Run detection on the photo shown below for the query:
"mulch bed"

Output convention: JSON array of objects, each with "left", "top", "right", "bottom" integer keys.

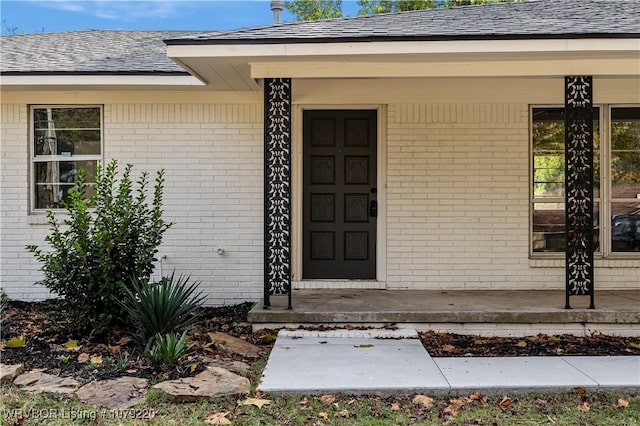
[
  {"left": 0, "top": 300, "right": 276, "bottom": 384},
  {"left": 420, "top": 330, "right": 640, "bottom": 357},
  {"left": 1, "top": 300, "right": 638, "bottom": 385}
]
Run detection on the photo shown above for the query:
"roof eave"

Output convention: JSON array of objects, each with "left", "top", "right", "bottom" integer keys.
[
  {"left": 164, "top": 33, "right": 640, "bottom": 46},
  {"left": 0, "top": 73, "right": 206, "bottom": 87}
]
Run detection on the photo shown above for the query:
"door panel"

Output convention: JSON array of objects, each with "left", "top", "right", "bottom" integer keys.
[{"left": 303, "top": 110, "right": 377, "bottom": 279}]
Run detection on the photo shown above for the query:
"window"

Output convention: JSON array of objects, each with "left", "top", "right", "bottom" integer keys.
[
  {"left": 610, "top": 107, "right": 640, "bottom": 253},
  {"left": 31, "top": 106, "right": 102, "bottom": 210},
  {"left": 531, "top": 105, "right": 640, "bottom": 256}
]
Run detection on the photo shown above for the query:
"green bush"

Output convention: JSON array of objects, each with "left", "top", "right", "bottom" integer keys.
[
  {"left": 144, "top": 332, "right": 188, "bottom": 369},
  {"left": 118, "top": 272, "right": 204, "bottom": 344},
  {"left": 27, "top": 160, "right": 172, "bottom": 336}
]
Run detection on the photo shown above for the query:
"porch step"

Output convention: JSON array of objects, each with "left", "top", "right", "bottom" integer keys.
[{"left": 248, "top": 289, "right": 640, "bottom": 336}]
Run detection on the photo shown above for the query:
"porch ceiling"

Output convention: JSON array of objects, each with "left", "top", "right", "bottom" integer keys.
[{"left": 167, "top": 39, "right": 640, "bottom": 89}]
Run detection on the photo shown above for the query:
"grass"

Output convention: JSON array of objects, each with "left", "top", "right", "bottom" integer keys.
[{"left": 2, "top": 384, "right": 638, "bottom": 425}]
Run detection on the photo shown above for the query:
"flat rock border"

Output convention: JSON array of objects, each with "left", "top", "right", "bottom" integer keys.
[
  {"left": 152, "top": 366, "right": 250, "bottom": 402},
  {"left": 76, "top": 377, "right": 149, "bottom": 410},
  {"left": 0, "top": 363, "right": 24, "bottom": 384}
]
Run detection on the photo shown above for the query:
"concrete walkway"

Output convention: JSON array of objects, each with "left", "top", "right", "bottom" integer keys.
[{"left": 258, "top": 330, "right": 640, "bottom": 395}]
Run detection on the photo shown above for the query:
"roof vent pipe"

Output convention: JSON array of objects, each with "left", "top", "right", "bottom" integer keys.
[{"left": 271, "top": 1, "right": 284, "bottom": 24}]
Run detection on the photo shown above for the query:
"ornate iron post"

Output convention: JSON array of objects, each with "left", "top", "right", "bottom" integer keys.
[
  {"left": 264, "top": 78, "right": 292, "bottom": 309},
  {"left": 564, "top": 76, "right": 595, "bottom": 309}
]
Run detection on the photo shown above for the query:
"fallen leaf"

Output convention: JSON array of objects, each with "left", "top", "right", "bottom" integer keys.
[
  {"left": 469, "top": 392, "right": 483, "bottom": 401},
  {"left": 240, "top": 398, "right": 272, "bottom": 409},
  {"left": 335, "top": 409, "right": 349, "bottom": 418},
  {"left": 110, "top": 345, "right": 121, "bottom": 354},
  {"left": 449, "top": 398, "right": 465, "bottom": 409},
  {"left": 5, "top": 336, "right": 25, "bottom": 348},
  {"left": 474, "top": 339, "right": 490, "bottom": 345},
  {"left": 125, "top": 369, "right": 137, "bottom": 374},
  {"left": 319, "top": 412, "right": 329, "bottom": 420},
  {"left": 516, "top": 341, "right": 527, "bottom": 348},
  {"left": 63, "top": 339, "right": 80, "bottom": 351},
  {"left": 441, "top": 344, "right": 456, "bottom": 352},
  {"left": 190, "top": 363, "right": 198, "bottom": 373},
  {"left": 573, "top": 386, "right": 586, "bottom": 394},
  {"left": 204, "top": 412, "right": 231, "bottom": 425},
  {"left": 443, "top": 406, "right": 458, "bottom": 417},
  {"left": 262, "top": 334, "right": 278, "bottom": 343},
  {"left": 77, "top": 353, "right": 90, "bottom": 363},
  {"left": 320, "top": 394, "right": 336, "bottom": 404},
  {"left": 390, "top": 403, "right": 401, "bottom": 411},
  {"left": 90, "top": 355, "right": 103, "bottom": 365},
  {"left": 630, "top": 342, "right": 640, "bottom": 350},
  {"left": 355, "top": 344, "right": 375, "bottom": 348},
  {"left": 412, "top": 395, "right": 434, "bottom": 408},
  {"left": 498, "top": 396, "right": 513, "bottom": 411},
  {"left": 616, "top": 398, "right": 629, "bottom": 408},
  {"left": 116, "top": 336, "right": 131, "bottom": 346},
  {"left": 300, "top": 397, "right": 308, "bottom": 406},
  {"left": 577, "top": 402, "right": 590, "bottom": 412}
]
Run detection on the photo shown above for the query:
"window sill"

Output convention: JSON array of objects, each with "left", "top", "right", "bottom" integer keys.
[
  {"left": 28, "top": 212, "right": 67, "bottom": 226},
  {"left": 530, "top": 256, "right": 640, "bottom": 268}
]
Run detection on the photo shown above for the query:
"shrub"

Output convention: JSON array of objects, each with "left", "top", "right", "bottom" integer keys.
[
  {"left": 144, "top": 332, "right": 188, "bottom": 369},
  {"left": 0, "top": 290, "right": 8, "bottom": 324},
  {"left": 118, "top": 272, "right": 204, "bottom": 344},
  {"left": 27, "top": 160, "right": 172, "bottom": 336}
]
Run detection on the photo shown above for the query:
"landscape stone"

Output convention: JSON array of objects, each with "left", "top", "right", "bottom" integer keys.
[
  {"left": 13, "top": 370, "right": 46, "bottom": 386},
  {"left": 151, "top": 366, "right": 250, "bottom": 402},
  {"left": 0, "top": 363, "right": 24, "bottom": 384},
  {"left": 16, "top": 371, "right": 80, "bottom": 394},
  {"left": 200, "top": 357, "right": 252, "bottom": 375},
  {"left": 208, "top": 332, "right": 262, "bottom": 359},
  {"left": 76, "top": 377, "right": 148, "bottom": 409}
]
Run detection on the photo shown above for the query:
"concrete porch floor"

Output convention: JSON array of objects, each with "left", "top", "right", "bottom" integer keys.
[{"left": 248, "top": 289, "right": 640, "bottom": 336}]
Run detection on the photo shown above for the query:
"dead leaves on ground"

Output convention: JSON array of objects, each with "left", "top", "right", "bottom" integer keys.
[
  {"left": 320, "top": 394, "right": 336, "bottom": 404},
  {"left": 224, "top": 392, "right": 633, "bottom": 424},
  {"left": 204, "top": 412, "right": 231, "bottom": 425},
  {"left": 412, "top": 394, "right": 434, "bottom": 408},
  {"left": 615, "top": 398, "right": 629, "bottom": 408},
  {"left": 421, "top": 330, "right": 640, "bottom": 356},
  {"left": 4, "top": 336, "right": 25, "bottom": 348},
  {"left": 240, "top": 397, "right": 272, "bottom": 409},
  {"left": 412, "top": 393, "right": 492, "bottom": 419}
]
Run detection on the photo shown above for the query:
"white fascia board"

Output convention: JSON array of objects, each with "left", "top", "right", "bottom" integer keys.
[
  {"left": 250, "top": 58, "right": 640, "bottom": 79},
  {"left": 167, "top": 38, "right": 640, "bottom": 59},
  {"left": 0, "top": 75, "right": 205, "bottom": 86}
]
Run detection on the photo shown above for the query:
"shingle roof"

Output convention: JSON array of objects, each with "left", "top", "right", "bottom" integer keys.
[
  {"left": 0, "top": 30, "right": 209, "bottom": 74},
  {"left": 167, "top": 0, "right": 640, "bottom": 44},
  {"left": 2, "top": 0, "right": 638, "bottom": 75}
]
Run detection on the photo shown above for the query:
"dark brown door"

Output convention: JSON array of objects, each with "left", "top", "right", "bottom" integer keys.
[{"left": 303, "top": 110, "right": 377, "bottom": 279}]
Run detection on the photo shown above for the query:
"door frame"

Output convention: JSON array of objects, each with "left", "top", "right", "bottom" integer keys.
[{"left": 291, "top": 104, "right": 387, "bottom": 286}]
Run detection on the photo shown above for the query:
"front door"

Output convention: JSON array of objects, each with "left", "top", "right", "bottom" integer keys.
[{"left": 303, "top": 110, "right": 377, "bottom": 279}]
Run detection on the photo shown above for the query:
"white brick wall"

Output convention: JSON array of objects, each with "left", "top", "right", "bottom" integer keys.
[
  {"left": 1, "top": 103, "right": 54, "bottom": 300},
  {"left": 1, "top": 92, "right": 638, "bottom": 303},
  {"left": 1, "top": 101, "right": 264, "bottom": 305},
  {"left": 385, "top": 103, "right": 639, "bottom": 290}
]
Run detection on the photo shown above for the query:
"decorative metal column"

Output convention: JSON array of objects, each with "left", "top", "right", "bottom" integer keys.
[
  {"left": 263, "top": 78, "right": 292, "bottom": 309},
  {"left": 564, "top": 76, "right": 595, "bottom": 309}
]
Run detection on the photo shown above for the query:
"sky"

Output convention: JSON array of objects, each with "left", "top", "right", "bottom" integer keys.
[{"left": 1, "top": 0, "right": 362, "bottom": 34}]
